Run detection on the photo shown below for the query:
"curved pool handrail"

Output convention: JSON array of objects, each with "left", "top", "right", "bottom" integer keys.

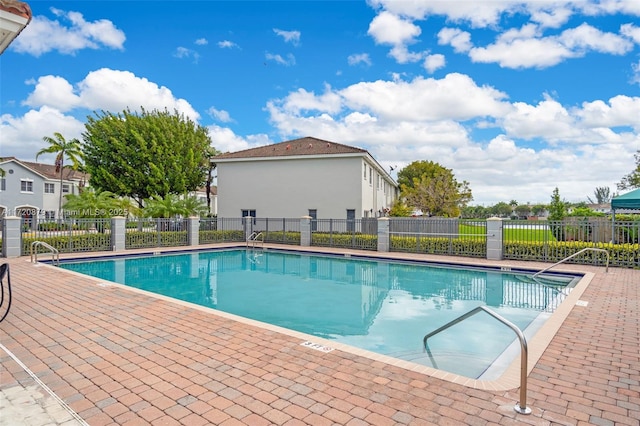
[
  {"left": 532, "top": 247, "right": 609, "bottom": 278},
  {"left": 423, "top": 305, "right": 531, "bottom": 415},
  {"left": 30, "top": 241, "right": 60, "bottom": 266}
]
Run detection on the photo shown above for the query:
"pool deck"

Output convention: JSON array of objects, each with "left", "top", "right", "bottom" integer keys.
[{"left": 1, "top": 244, "right": 638, "bottom": 426}]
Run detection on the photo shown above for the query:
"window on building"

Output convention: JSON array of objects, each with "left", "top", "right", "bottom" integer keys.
[
  {"left": 308, "top": 209, "right": 317, "bottom": 231},
  {"left": 241, "top": 209, "right": 256, "bottom": 225},
  {"left": 62, "top": 184, "right": 70, "bottom": 193},
  {"left": 44, "top": 183, "right": 55, "bottom": 194},
  {"left": 20, "top": 180, "right": 33, "bottom": 193},
  {"left": 369, "top": 167, "right": 372, "bottom": 185},
  {"left": 363, "top": 163, "right": 367, "bottom": 180},
  {"left": 0, "top": 177, "right": 5, "bottom": 191},
  {"left": 45, "top": 211, "right": 56, "bottom": 220},
  {"left": 346, "top": 209, "right": 356, "bottom": 232}
]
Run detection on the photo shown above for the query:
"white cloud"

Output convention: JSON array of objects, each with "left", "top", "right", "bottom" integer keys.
[
  {"left": 368, "top": 11, "right": 426, "bottom": 63},
  {"left": 218, "top": 40, "right": 239, "bottom": 49},
  {"left": 21, "top": 68, "right": 199, "bottom": 121},
  {"left": 207, "top": 107, "right": 233, "bottom": 123},
  {"left": 437, "top": 28, "right": 472, "bottom": 53},
  {"left": 574, "top": 95, "right": 640, "bottom": 131},
  {"left": 632, "top": 61, "right": 640, "bottom": 85},
  {"left": 369, "top": 2, "right": 638, "bottom": 69},
  {"left": 560, "top": 23, "right": 632, "bottom": 54},
  {"left": 423, "top": 54, "right": 445, "bottom": 73},
  {"left": 264, "top": 72, "right": 639, "bottom": 204},
  {"left": 206, "top": 125, "right": 272, "bottom": 154},
  {"left": 23, "top": 75, "right": 81, "bottom": 112},
  {"left": 174, "top": 47, "right": 200, "bottom": 63},
  {"left": 11, "top": 9, "right": 125, "bottom": 56},
  {"left": 368, "top": 11, "right": 421, "bottom": 46},
  {"left": 620, "top": 23, "right": 640, "bottom": 43},
  {"left": 339, "top": 73, "right": 510, "bottom": 122},
  {"left": 469, "top": 23, "right": 632, "bottom": 68},
  {"left": 195, "top": 38, "right": 208, "bottom": 45},
  {"left": 273, "top": 28, "right": 301, "bottom": 45},
  {"left": 265, "top": 52, "right": 296, "bottom": 66},
  {"left": 347, "top": 53, "right": 372, "bottom": 66},
  {"left": 0, "top": 107, "right": 86, "bottom": 161}
]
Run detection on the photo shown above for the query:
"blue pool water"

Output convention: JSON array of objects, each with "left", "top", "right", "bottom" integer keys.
[{"left": 60, "top": 249, "right": 578, "bottom": 379}]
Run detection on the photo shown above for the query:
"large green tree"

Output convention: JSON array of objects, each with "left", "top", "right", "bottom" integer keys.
[
  {"left": 36, "top": 132, "right": 84, "bottom": 219},
  {"left": 82, "top": 108, "right": 212, "bottom": 207},
  {"left": 398, "top": 161, "right": 472, "bottom": 217},
  {"left": 618, "top": 151, "right": 640, "bottom": 190}
]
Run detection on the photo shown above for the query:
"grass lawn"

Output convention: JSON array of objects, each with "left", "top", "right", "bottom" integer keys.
[{"left": 460, "top": 222, "right": 557, "bottom": 242}]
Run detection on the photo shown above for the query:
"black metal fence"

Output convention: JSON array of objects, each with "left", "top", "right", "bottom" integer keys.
[
  {"left": 389, "top": 218, "right": 487, "bottom": 258},
  {"left": 5, "top": 216, "right": 639, "bottom": 268},
  {"left": 311, "top": 219, "right": 378, "bottom": 251}
]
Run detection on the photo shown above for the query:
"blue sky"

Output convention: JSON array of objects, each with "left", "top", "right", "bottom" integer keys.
[{"left": 2, "top": 0, "right": 639, "bottom": 205}]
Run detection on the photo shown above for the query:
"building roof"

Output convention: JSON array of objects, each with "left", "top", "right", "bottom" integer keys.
[
  {"left": 0, "top": 157, "right": 89, "bottom": 181},
  {"left": 0, "top": 0, "right": 31, "bottom": 19},
  {"left": 213, "top": 136, "right": 367, "bottom": 160},
  {"left": 0, "top": 0, "right": 32, "bottom": 55}
]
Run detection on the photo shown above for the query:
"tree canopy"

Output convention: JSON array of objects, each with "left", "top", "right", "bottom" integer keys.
[
  {"left": 398, "top": 160, "right": 472, "bottom": 217},
  {"left": 82, "top": 108, "right": 212, "bottom": 206},
  {"left": 618, "top": 151, "right": 640, "bottom": 190}
]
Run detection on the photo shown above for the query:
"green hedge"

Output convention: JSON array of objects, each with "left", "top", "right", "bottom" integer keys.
[
  {"left": 504, "top": 240, "right": 639, "bottom": 268},
  {"left": 263, "top": 231, "right": 301, "bottom": 245},
  {"left": 199, "top": 230, "right": 245, "bottom": 244},
  {"left": 311, "top": 233, "right": 377, "bottom": 250},
  {"left": 125, "top": 231, "right": 188, "bottom": 248},
  {"left": 23, "top": 234, "right": 112, "bottom": 254},
  {"left": 390, "top": 236, "right": 486, "bottom": 257}
]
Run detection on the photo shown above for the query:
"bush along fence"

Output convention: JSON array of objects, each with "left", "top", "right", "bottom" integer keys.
[{"left": 1, "top": 216, "right": 638, "bottom": 269}]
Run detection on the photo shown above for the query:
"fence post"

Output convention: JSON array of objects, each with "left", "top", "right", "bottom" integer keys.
[
  {"left": 1, "top": 217, "right": 22, "bottom": 258},
  {"left": 300, "top": 216, "right": 311, "bottom": 247},
  {"left": 111, "top": 216, "right": 126, "bottom": 251},
  {"left": 187, "top": 217, "right": 199, "bottom": 246},
  {"left": 486, "top": 217, "right": 503, "bottom": 260},
  {"left": 377, "top": 217, "right": 390, "bottom": 252}
]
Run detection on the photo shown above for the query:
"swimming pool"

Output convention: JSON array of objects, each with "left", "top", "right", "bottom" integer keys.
[{"left": 59, "top": 248, "right": 580, "bottom": 379}]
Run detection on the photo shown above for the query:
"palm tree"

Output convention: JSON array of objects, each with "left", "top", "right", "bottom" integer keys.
[{"left": 36, "top": 132, "right": 83, "bottom": 221}]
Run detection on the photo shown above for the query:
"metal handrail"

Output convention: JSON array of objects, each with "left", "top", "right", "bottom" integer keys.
[
  {"left": 246, "top": 231, "right": 264, "bottom": 249},
  {"left": 423, "top": 306, "right": 532, "bottom": 415},
  {"left": 532, "top": 247, "right": 609, "bottom": 278},
  {"left": 30, "top": 241, "right": 60, "bottom": 266}
]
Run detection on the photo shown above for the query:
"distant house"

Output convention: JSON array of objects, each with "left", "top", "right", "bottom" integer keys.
[
  {"left": 0, "top": 157, "right": 88, "bottom": 224},
  {"left": 586, "top": 203, "right": 611, "bottom": 214},
  {"left": 213, "top": 136, "right": 398, "bottom": 220},
  {"left": 189, "top": 185, "right": 217, "bottom": 216}
]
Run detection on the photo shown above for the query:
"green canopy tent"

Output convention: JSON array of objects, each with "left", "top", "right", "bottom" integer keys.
[
  {"left": 611, "top": 188, "right": 640, "bottom": 243},
  {"left": 611, "top": 188, "right": 640, "bottom": 211}
]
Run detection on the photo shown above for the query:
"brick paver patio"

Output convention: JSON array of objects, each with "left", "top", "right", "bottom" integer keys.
[{"left": 1, "top": 245, "right": 638, "bottom": 425}]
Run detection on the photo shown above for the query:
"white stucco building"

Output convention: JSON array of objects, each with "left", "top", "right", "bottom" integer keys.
[
  {"left": 213, "top": 137, "right": 398, "bottom": 219},
  {"left": 0, "top": 157, "right": 88, "bottom": 224}
]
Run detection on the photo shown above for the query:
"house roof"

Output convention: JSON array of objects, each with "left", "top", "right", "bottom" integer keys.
[
  {"left": 0, "top": 0, "right": 31, "bottom": 20},
  {"left": 213, "top": 136, "right": 367, "bottom": 160},
  {"left": 0, "top": 0, "right": 32, "bottom": 55},
  {"left": 0, "top": 157, "right": 89, "bottom": 181}
]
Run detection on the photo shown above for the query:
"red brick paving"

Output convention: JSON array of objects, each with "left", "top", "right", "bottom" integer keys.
[{"left": 1, "top": 247, "right": 639, "bottom": 425}]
